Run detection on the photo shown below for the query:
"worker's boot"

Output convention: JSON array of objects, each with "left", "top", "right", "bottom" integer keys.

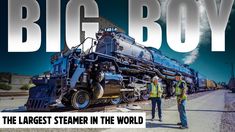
[
  {"left": 177, "top": 122, "right": 182, "bottom": 125},
  {"left": 179, "top": 126, "right": 188, "bottom": 129}
]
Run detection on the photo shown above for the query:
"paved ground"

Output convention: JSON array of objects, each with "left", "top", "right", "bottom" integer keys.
[
  {"left": 0, "top": 90, "right": 232, "bottom": 132},
  {"left": 103, "top": 90, "right": 227, "bottom": 132},
  {"left": 0, "top": 96, "right": 28, "bottom": 111}
]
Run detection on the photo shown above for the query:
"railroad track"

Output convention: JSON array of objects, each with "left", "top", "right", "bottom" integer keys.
[
  {"left": 54, "top": 100, "right": 149, "bottom": 112},
  {"left": 0, "top": 89, "right": 216, "bottom": 112},
  {"left": 0, "top": 92, "right": 28, "bottom": 97},
  {"left": 53, "top": 90, "right": 214, "bottom": 112}
]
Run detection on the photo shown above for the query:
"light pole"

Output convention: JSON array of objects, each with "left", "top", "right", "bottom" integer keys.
[
  {"left": 226, "top": 62, "right": 234, "bottom": 79},
  {"left": 230, "top": 63, "right": 234, "bottom": 79}
]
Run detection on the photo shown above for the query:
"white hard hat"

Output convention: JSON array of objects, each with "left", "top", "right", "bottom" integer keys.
[{"left": 152, "top": 76, "right": 159, "bottom": 82}]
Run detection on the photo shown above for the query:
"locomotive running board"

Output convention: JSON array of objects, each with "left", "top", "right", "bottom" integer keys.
[{"left": 120, "top": 88, "right": 147, "bottom": 92}]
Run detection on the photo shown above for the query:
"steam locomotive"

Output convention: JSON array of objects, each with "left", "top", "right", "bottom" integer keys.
[{"left": 26, "top": 28, "right": 213, "bottom": 111}]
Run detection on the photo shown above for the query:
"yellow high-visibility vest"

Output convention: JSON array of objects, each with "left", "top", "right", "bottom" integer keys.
[
  {"left": 175, "top": 80, "right": 187, "bottom": 100},
  {"left": 150, "top": 83, "right": 162, "bottom": 98}
]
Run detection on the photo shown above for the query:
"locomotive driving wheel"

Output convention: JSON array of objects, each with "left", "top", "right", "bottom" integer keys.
[
  {"left": 71, "top": 90, "right": 90, "bottom": 110},
  {"left": 140, "top": 89, "right": 149, "bottom": 101},
  {"left": 122, "top": 91, "right": 138, "bottom": 103}
]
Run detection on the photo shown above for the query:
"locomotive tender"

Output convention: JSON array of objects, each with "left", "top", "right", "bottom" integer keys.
[{"left": 26, "top": 28, "right": 209, "bottom": 111}]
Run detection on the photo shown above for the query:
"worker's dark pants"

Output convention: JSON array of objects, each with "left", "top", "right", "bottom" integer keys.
[{"left": 151, "top": 97, "right": 162, "bottom": 119}]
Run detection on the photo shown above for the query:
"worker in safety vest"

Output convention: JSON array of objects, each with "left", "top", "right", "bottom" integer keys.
[
  {"left": 175, "top": 73, "right": 188, "bottom": 129},
  {"left": 148, "top": 76, "right": 163, "bottom": 122}
]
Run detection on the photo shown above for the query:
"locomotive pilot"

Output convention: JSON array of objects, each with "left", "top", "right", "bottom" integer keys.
[
  {"left": 148, "top": 76, "right": 163, "bottom": 122},
  {"left": 175, "top": 73, "right": 188, "bottom": 129}
]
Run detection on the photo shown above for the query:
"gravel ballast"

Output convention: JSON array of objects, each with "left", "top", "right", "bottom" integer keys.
[{"left": 220, "top": 91, "right": 235, "bottom": 132}]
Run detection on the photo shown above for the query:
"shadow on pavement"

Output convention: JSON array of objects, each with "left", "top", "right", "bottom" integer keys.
[
  {"left": 164, "top": 109, "right": 235, "bottom": 113},
  {"left": 146, "top": 122, "right": 180, "bottom": 129}
]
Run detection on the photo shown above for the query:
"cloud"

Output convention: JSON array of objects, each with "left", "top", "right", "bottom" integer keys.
[
  {"left": 158, "top": 0, "right": 211, "bottom": 44},
  {"left": 159, "top": 0, "right": 168, "bottom": 23},
  {"left": 182, "top": 48, "right": 199, "bottom": 64},
  {"left": 197, "top": 0, "right": 211, "bottom": 44},
  {"left": 158, "top": 0, "right": 235, "bottom": 64},
  {"left": 159, "top": 0, "right": 235, "bottom": 39},
  {"left": 158, "top": 0, "right": 205, "bottom": 64}
]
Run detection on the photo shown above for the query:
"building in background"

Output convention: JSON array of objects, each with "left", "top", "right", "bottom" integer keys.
[{"left": 0, "top": 72, "right": 31, "bottom": 91}]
